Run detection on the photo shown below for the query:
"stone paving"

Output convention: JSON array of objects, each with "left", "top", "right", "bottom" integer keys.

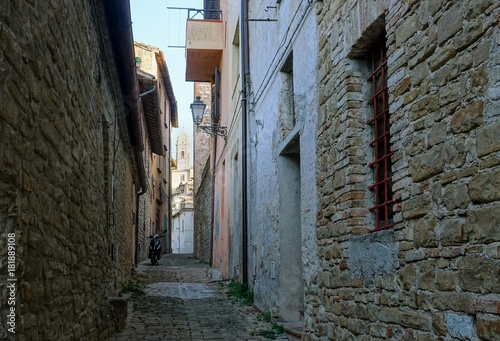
[{"left": 108, "top": 254, "right": 290, "bottom": 341}]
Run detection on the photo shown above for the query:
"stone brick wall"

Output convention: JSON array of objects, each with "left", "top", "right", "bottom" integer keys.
[
  {"left": 194, "top": 159, "right": 213, "bottom": 264},
  {"left": 0, "top": 1, "right": 137, "bottom": 339},
  {"left": 309, "top": 0, "right": 500, "bottom": 340},
  {"left": 193, "top": 82, "right": 213, "bottom": 263},
  {"left": 193, "top": 82, "right": 212, "bottom": 195},
  {"left": 137, "top": 148, "right": 153, "bottom": 262}
]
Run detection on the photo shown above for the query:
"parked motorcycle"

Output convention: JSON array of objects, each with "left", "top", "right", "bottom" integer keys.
[{"left": 148, "top": 234, "right": 162, "bottom": 265}]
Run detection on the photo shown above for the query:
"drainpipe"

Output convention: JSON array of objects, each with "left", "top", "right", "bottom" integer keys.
[
  {"left": 210, "top": 134, "right": 217, "bottom": 267},
  {"left": 240, "top": 0, "right": 249, "bottom": 285}
]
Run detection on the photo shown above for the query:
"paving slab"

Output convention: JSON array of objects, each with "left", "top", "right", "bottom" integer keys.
[{"left": 107, "top": 254, "right": 289, "bottom": 341}]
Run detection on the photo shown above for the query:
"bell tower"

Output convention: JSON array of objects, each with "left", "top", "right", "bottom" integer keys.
[{"left": 176, "top": 132, "right": 190, "bottom": 170}]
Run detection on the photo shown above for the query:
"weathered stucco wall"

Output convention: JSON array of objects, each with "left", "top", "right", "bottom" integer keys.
[
  {"left": 309, "top": 0, "right": 500, "bottom": 340},
  {"left": 248, "top": 0, "right": 320, "bottom": 322},
  {"left": 0, "top": 1, "right": 136, "bottom": 339}
]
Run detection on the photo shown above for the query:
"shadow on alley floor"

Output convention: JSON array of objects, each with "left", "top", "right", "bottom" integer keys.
[{"left": 107, "top": 253, "right": 290, "bottom": 341}]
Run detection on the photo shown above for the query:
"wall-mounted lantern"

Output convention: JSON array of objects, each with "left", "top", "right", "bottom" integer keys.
[{"left": 190, "top": 96, "right": 227, "bottom": 141}]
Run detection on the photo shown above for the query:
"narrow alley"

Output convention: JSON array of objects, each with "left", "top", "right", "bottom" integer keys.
[{"left": 107, "top": 254, "right": 291, "bottom": 341}]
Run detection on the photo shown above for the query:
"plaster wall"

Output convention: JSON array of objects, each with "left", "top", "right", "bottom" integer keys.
[
  {"left": 210, "top": 0, "right": 243, "bottom": 279},
  {"left": 247, "top": 0, "right": 319, "bottom": 322},
  {"left": 172, "top": 209, "right": 194, "bottom": 254}
]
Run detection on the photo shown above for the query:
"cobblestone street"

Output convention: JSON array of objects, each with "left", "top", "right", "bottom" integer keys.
[{"left": 108, "top": 254, "right": 290, "bottom": 341}]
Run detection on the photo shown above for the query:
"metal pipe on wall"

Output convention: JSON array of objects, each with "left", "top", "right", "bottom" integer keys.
[{"left": 240, "top": 0, "right": 249, "bottom": 285}]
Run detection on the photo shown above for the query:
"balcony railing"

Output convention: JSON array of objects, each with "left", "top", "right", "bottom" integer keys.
[{"left": 187, "top": 8, "right": 222, "bottom": 20}]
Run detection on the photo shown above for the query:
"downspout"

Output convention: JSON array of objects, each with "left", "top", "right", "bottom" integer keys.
[
  {"left": 210, "top": 135, "right": 217, "bottom": 266},
  {"left": 240, "top": 0, "right": 249, "bottom": 284}
]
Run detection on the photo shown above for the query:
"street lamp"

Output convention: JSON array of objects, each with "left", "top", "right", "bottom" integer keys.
[
  {"left": 190, "top": 96, "right": 228, "bottom": 141},
  {"left": 178, "top": 182, "right": 185, "bottom": 193}
]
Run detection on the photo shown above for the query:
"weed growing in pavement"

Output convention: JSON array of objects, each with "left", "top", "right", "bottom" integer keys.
[
  {"left": 257, "top": 323, "right": 284, "bottom": 340},
  {"left": 120, "top": 278, "right": 145, "bottom": 297},
  {"left": 257, "top": 311, "right": 272, "bottom": 322},
  {"left": 225, "top": 279, "right": 254, "bottom": 305}
]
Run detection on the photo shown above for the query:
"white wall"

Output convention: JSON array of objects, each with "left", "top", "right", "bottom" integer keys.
[
  {"left": 248, "top": 0, "right": 319, "bottom": 322},
  {"left": 171, "top": 209, "right": 194, "bottom": 254}
]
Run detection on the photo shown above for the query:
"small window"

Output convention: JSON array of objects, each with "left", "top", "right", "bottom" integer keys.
[{"left": 367, "top": 36, "right": 394, "bottom": 231}]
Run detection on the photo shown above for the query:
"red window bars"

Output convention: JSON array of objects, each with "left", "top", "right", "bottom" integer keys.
[{"left": 367, "top": 36, "right": 394, "bottom": 231}]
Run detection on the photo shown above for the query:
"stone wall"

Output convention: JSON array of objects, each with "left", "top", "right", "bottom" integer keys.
[
  {"left": 193, "top": 82, "right": 212, "bottom": 195},
  {"left": 309, "top": 0, "right": 500, "bottom": 340},
  {"left": 194, "top": 159, "right": 213, "bottom": 264},
  {"left": 193, "top": 82, "right": 213, "bottom": 263},
  {"left": 0, "top": 1, "right": 137, "bottom": 339}
]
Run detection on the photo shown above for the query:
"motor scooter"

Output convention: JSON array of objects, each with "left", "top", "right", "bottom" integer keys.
[{"left": 148, "top": 234, "right": 162, "bottom": 265}]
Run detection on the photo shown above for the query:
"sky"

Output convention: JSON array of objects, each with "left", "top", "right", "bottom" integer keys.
[{"left": 130, "top": 0, "right": 203, "bottom": 164}]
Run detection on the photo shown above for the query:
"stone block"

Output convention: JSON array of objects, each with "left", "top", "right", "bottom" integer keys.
[
  {"left": 465, "top": 0, "right": 494, "bottom": 20},
  {"left": 402, "top": 194, "right": 431, "bottom": 220},
  {"left": 429, "top": 42, "right": 457, "bottom": 71},
  {"left": 396, "top": 14, "right": 418, "bottom": 46},
  {"left": 399, "top": 264, "right": 416, "bottom": 290},
  {"left": 443, "top": 182, "right": 469, "bottom": 210},
  {"left": 471, "top": 67, "right": 488, "bottom": 89},
  {"left": 468, "top": 168, "right": 500, "bottom": 203},
  {"left": 406, "top": 134, "right": 426, "bottom": 157},
  {"left": 413, "top": 217, "right": 438, "bottom": 247},
  {"left": 399, "top": 309, "right": 432, "bottom": 331},
  {"left": 409, "top": 145, "right": 445, "bottom": 182},
  {"left": 477, "top": 120, "right": 500, "bottom": 156},
  {"left": 369, "top": 323, "right": 392, "bottom": 338},
  {"left": 435, "top": 270, "right": 456, "bottom": 291},
  {"left": 475, "top": 300, "right": 500, "bottom": 314},
  {"left": 450, "top": 101, "right": 484, "bottom": 133},
  {"left": 432, "top": 311, "right": 447, "bottom": 336},
  {"left": 410, "top": 95, "right": 439, "bottom": 122},
  {"left": 437, "top": 3, "right": 463, "bottom": 44},
  {"left": 474, "top": 40, "right": 492, "bottom": 66},
  {"left": 443, "top": 138, "right": 466, "bottom": 169},
  {"left": 458, "top": 255, "right": 500, "bottom": 293},
  {"left": 439, "top": 218, "right": 467, "bottom": 246},
  {"left": 417, "top": 260, "right": 436, "bottom": 291},
  {"left": 379, "top": 307, "right": 399, "bottom": 324},
  {"left": 465, "top": 204, "right": 500, "bottom": 243},
  {"left": 427, "top": 121, "right": 447, "bottom": 147},
  {"left": 476, "top": 316, "right": 500, "bottom": 340},
  {"left": 431, "top": 292, "right": 475, "bottom": 314},
  {"left": 446, "top": 312, "right": 477, "bottom": 340}
]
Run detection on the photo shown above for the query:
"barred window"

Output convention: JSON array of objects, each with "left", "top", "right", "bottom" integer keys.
[{"left": 367, "top": 36, "right": 394, "bottom": 231}]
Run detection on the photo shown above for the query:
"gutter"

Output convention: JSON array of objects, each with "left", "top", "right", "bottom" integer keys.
[{"left": 240, "top": 0, "right": 249, "bottom": 284}]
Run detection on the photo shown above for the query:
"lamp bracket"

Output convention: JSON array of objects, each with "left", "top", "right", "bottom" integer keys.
[{"left": 196, "top": 124, "right": 228, "bottom": 142}]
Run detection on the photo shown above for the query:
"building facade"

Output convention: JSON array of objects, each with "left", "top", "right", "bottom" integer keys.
[
  {"left": 307, "top": 0, "right": 500, "bottom": 340},
  {"left": 134, "top": 42, "right": 177, "bottom": 258},
  {"left": 246, "top": 0, "right": 320, "bottom": 324},
  {"left": 187, "top": 0, "right": 500, "bottom": 340},
  {"left": 192, "top": 82, "right": 214, "bottom": 264},
  {"left": 171, "top": 132, "right": 194, "bottom": 254},
  {"left": 186, "top": 3, "right": 243, "bottom": 275},
  {"left": 0, "top": 1, "right": 153, "bottom": 339}
]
